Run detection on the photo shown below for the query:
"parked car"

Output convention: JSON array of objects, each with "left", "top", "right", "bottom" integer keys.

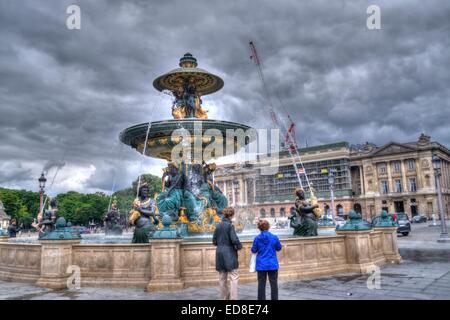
[
  {"left": 412, "top": 214, "right": 427, "bottom": 223},
  {"left": 334, "top": 216, "right": 346, "bottom": 228},
  {"left": 394, "top": 213, "right": 411, "bottom": 236},
  {"left": 371, "top": 212, "right": 411, "bottom": 236}
]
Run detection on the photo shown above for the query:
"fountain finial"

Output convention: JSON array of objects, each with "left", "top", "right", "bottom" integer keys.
[{"left": 179, "top": 53, "right": 198, "bottom": 68}]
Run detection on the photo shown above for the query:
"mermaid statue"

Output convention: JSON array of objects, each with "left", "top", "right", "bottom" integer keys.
[
  {"left": 104, "top": 199, "right": 123, "bottom": 236},
  {"left": 156, "top": 162, "right": 185, "bottom": 222},
  {"left": 129, "top": 183, "right": 160, "bottom": 243},
  {"left": 202, "top": 162, "right": 227, "bottom": 216},
  {"left": 289, "top": 187, "right": 319, "bottom": 236},
  {"left": 183, "top": 162, "right": 208, "bottom": 223},
  {"left": 32, "top": 198, "right": 58, "bottom": 238}
]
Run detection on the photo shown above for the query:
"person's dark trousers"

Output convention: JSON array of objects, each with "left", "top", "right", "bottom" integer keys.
[{"left": 257, "top": 270, "right": 278, "bottom": 300}]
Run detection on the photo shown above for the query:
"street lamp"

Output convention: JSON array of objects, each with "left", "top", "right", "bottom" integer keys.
[
  {"left": 328, "top": 170, "right": 336, "bottom": 224},
  {"left": 432, "top": 154, "right": 450, "bottom": 243},
  {"left": 38, "top": 172, "right": 47, "bottom": 213}
]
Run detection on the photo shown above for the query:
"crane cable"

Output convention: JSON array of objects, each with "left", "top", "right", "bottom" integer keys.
[{"left": 249, "top": 41, "right": 311, "bottom": 190}]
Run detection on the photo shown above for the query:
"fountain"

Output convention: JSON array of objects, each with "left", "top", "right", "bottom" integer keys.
[
  {"left": 120, "top": 53, "right": 254, "bottom": 238},
  {"left": 0, "top": 53, "right": 402, "bottom": 292}
]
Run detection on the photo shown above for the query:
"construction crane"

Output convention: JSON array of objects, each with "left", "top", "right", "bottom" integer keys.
[{"left": 249, "top": 41, "right": 311, "bottom": 190}]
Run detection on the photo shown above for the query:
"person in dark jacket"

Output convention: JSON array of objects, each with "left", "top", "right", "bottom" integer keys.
[
  {"left": 251, "top": 219, "right": 282, "bottom": 300},
  {"left": 212, "top": 207, "right": 242, "bottom": 300},
  {"left": 7, "top": 219, "right": 20, "bottom": 238}
]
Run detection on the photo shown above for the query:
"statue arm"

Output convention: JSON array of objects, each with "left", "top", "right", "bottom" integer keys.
[{"left": 300, "top": 204, "right": 318, "bottom": 213}]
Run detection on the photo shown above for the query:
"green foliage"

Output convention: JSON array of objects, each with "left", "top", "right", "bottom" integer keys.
[
  {"left": 0, "top": 173, "right": 162, "bottom": 227},
  {"left": 56, "top": 191, "right": 110, "bottom": 225}
]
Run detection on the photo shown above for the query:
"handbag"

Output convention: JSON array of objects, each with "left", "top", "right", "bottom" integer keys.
[{"left": 249, "top": 253, "right": 257, "bottom": 273}]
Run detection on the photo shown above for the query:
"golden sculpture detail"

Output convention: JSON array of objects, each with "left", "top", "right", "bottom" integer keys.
[
  {"left": 309, "top": 187, "right": 322, "bottom": 219},
  {"left": 128, "top": 198, "right": 142, "bottom": 226},
  {"left": 294, "top": 187, "right": 322, "bottom": 219},
  {"left": 177, "top": 207, "right": 188, "bottom": 223}
]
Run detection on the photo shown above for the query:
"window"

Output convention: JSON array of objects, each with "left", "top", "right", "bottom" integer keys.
[
  {"left": 337, "top": 204, "right": 344, "bottom": 216},
  {"left": 260, "top": 208, "right": 266, "bottom": 218},
  {"left": 270, "top": 208, "right": 276, "bottom": 218},
  {"left": 393, "top": 161, "right": 401, "bottom": 173},
  {"left": 381, "top": 180, "right": 389, "bottom": 194},
  {"left": 378, "top": 163, "right": 387, "bottom": 174},
  {"left": 425, "top": 175, "right": 431, "bottom": 187},
  {"left": 407, "top": 159, "right": 415, "bottom": 171},
  {"left": 280, "top": 208, "right": 286, "bottom": 217},
  {"left": 395, "top": 179, "right": 402, "bottom": 193},
  {"left": 409, "top": 178, "right": 417, "bottom": 192}
]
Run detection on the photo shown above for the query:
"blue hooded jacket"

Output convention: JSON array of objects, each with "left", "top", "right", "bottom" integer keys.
[{"left": 251, "top": 231, "right": 282, "bottom": 271}]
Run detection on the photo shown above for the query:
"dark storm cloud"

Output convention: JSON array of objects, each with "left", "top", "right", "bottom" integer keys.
[{"left": 0, "top": 0, "right": 449, "bottom": 193}]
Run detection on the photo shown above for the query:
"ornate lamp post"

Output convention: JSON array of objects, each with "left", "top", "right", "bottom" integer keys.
[
  {"left": 432, "top": 154, "right": 450, "bottom": 243},
  {"left": 38, "top": 172, "right": 47, "bottom": 213},
  {"left": 328, "top": 170, "right": 336, "bottom": 224}
]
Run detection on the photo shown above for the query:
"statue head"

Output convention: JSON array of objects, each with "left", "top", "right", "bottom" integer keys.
[
  {"left": 167, "top": 162, "right": 179, "bottom": 175},
  {"left": 294, "top": 187, "right": 305, "bottom": 200},
  {"left": 348, "top": 210, "right": 361, "bottom": 220},
  {"left": 49, "top": 198, "right": 58, "bottom": 209},
  {"left": 138, "top": 183, "right": 149, "bottom": 199}
]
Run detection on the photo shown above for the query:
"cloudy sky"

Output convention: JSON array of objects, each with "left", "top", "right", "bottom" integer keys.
[{"left": 0, "top": 0, "right": 449, "bottom": 195}]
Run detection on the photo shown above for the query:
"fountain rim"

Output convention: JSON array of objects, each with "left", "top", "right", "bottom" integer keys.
[
  {"left": 152, "top": 67, "right": 224, "bottom": 96},
  {"left": 119, "top": 118, "right": 255, "bottom": 146}
]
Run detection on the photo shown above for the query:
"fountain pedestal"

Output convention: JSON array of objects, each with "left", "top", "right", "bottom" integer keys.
[
  {"left": 36, "top": 239, "right": 81, "bottom": 289},
  {"left": 147, "top": 239, "right": 184, "bottom": 291},
  {"left": 374, "top": 226, "right": 402, "bottom": 263}
]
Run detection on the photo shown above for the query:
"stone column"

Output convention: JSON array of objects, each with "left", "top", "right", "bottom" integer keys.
[
  {"left": 239, "top": 178, "right": 245, "bottom": 206},
  {"left": 373, "top": 227, "right": 402, "bottom": 263},
  {"left": 244, "top": 179, "right": 248, "bottom": 205},
  {"left": 386, "top": 161, "right": 393, "bottom": 194},
  {"left": 359, "top": 166, "right": 365, "bottom": 194},
  {"left": 335, "top": 230, "right": 374, "bottom": 273},
  {"left": 36, "top": 239, "right": 81, "bottom": 289},
  {"left": 147, "top": 239, "right": 184, "bottom": 291},
  {"left": 401, "top": 160, "right": 408, "bottom": 193}
]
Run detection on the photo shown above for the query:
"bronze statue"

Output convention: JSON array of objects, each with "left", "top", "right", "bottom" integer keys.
[
  {"left": 104, "top": 200, "right": 123, "bottom": 235},
  {"left": 33, "top": 198, "right": 58, "bottom": 238},
  {"left": 129, "top": 183, "right": 159, "bottom": 243},
  {"left": 157, "top": 162, "right": 185, "bottom": 222},
  {"left": 289, "top": 188, "right": 319, "bottom": 236}
]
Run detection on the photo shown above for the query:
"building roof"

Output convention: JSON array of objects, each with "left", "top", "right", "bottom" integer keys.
[
  {"left": 0, "top": 200, "right": 10, "bottom": 220},
  {"left": 350, "top": 134, "right": 450, "bottom": 159},
  {"left": 276, "top": 141, "right": 350, "bottom": 158}
]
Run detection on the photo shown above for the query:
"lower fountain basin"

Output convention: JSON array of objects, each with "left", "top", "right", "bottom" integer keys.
[{"left": 0, "top": 227, "right": 401, "bottom": 291}]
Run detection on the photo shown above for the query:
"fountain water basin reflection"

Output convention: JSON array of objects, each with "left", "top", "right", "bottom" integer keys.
[{"left": 8, "top": 227, "right": 336, "bottom": 244}]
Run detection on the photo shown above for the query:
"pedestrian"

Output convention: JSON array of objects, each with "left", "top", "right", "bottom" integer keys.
[
  {"left": 7, "top": 219, "right": 20, "bottom": 238},
  {"left": 212, "top": 207, "right": 242, "bottom": 300},
  {"left": 251, "top": 219, "right": 282, "bottom": 300}
]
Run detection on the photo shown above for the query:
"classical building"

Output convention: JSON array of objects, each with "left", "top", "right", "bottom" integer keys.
[
  {"left": 214, "top": 134, "right": 450, "bottom": 221},
  {"left": 0, "top": 200, "right": 10, "bottom": 229},
  {"left": 351, "top": 134, "right": 450, "bottom": 220}
]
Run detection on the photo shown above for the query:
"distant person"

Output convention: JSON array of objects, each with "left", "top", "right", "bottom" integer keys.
[
  {"left": 212, "top": 207, "right": 242, "bottom": 300},
  {"left": 7, "top": 219, "right": 20, "bottom": 238},
  {"left": 251, "top": 219, "right": 282, "bottom": 300}
]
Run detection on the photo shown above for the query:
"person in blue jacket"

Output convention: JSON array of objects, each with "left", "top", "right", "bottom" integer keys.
[{"left": 251, "top": 219, "right": 282, "bottom": 300}]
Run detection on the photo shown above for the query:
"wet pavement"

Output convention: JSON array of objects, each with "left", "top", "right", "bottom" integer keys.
[{"left": 1, "top": 222, "right": 449, "bottom": 300}]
